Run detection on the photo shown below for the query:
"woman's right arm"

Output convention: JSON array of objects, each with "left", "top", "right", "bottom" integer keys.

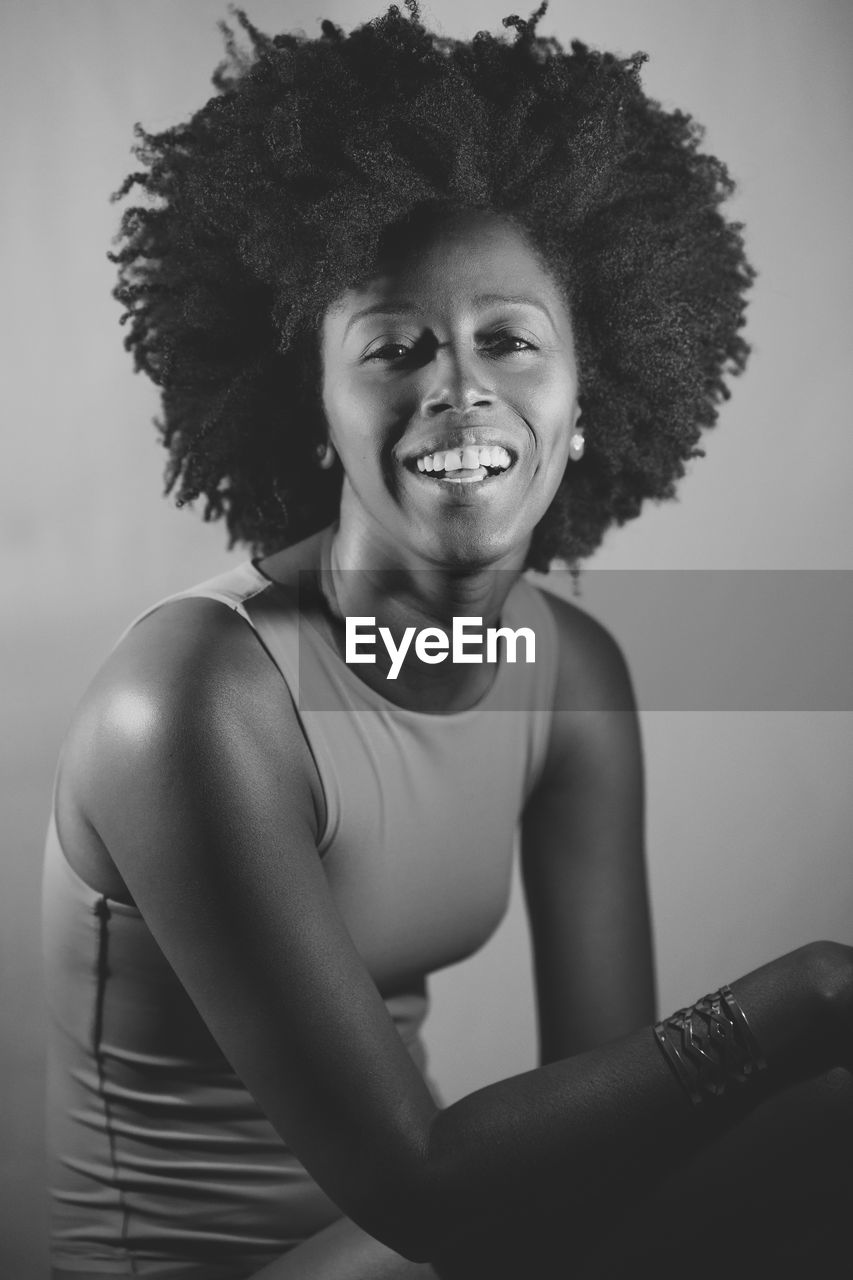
[{"left": 69, "top": 599, "right": 853, "bottom": 1266}]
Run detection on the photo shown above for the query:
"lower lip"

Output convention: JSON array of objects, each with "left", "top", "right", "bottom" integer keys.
[{"left": 434, "top": 465, "right": 490, "bottom": 484}]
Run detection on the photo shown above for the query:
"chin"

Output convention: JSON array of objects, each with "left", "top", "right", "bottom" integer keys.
[{"left": 420, "top": 524, "right": 527, "bottom": 571}]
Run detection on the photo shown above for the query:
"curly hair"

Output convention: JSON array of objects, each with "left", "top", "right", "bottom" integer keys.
[{"left": 110, "top": 0, "right": 754, "bottom": 572}]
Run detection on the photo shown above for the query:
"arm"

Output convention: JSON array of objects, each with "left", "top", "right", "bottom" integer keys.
[
  {"left": 521, "top": 593, "right": 655, "bottom": 1063},
  {"left": 71, "top": 599, "right": 853, "bottom": 1265}
]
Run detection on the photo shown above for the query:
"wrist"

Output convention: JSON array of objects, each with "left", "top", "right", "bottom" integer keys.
[{"left": 654, "top": 985, "right": 767, "bottom": 1108}]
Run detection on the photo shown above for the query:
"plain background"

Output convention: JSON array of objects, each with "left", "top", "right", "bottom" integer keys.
[{"left": 2, "top": 1, "right": 852, "bottom": 1275}]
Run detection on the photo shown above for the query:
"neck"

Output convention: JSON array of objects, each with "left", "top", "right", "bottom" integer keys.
[
  {"left": 327, "top": 512, "right": 525, "bottom": 624},
  {"left": 319, "top": 517, "right": 527, "bottom": 713}
]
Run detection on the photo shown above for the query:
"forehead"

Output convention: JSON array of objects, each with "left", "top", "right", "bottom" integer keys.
[{"left": 327, "top": 210, "right": 568, "bottom": 325}]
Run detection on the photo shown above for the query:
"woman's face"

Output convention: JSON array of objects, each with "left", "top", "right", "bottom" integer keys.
[{"left": 320, "top": 209, "right": 579, "bottom": 568}]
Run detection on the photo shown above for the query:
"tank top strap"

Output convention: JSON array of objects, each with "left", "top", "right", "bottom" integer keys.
[{"left": 110, "top": 560, "right": 275, "bottom": 653}]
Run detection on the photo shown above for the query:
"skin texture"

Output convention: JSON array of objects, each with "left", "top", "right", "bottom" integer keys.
[
  {"left": 53, "top": 214, "right": 853, "bottom": 1279},
  {"left": 321, "top": 210, "right": 579, "bottom": 576}
]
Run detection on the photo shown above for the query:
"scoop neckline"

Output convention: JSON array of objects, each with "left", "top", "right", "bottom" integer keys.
[{"left": 249, "top": 530, "right": 518, "bottom": 721}]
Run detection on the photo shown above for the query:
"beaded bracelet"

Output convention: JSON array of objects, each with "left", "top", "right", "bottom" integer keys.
[{"left": 654, "top": 984, "right": 767, "bottom": 1107}]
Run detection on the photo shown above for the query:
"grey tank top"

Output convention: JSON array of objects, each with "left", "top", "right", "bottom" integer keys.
[{"left": 42, "top": 553, "right": 560, "bottom": 1274}]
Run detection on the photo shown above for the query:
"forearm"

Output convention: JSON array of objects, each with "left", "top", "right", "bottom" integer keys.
[{"left": 395, "top": 943, "right": 845, "bottom": 1263}]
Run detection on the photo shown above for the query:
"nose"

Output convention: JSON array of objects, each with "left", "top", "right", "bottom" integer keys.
[{"left": 420, "top": 344, "right": 496, "bottom": 417}]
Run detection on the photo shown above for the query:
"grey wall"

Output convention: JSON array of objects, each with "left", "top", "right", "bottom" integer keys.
[{"left": 3, "top": 1, "right": 852, "bottom": 1275}]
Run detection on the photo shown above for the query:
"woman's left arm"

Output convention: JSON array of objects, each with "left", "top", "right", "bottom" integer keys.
[{"left": 521, "top": 592, "right": 656, "bottom": 1064}]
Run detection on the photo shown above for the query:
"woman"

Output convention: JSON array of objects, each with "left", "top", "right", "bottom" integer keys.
[{"left": 43, "top": 4, "right": 852, "bottom": 1278}]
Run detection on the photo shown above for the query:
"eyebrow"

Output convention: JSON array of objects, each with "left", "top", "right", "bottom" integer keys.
[
  {"left": 343, "top": 294, "right": 556, "bottom": 338},
  {"left": 474, "top": 294, "right": 554, "bottom": 321},
  {"left": 344, "top": 303, "right": 418, "bottom": 337}
]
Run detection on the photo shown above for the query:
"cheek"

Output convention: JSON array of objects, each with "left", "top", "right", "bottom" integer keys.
[
  {"left": 326, "top": 378, "right": 416, "bottom": 457},
  {"left": 516, "top": 361, "right": 577, "bottom": 436},
  {"left": 322, "top": 374, "right": 370, "bottom": 446}
]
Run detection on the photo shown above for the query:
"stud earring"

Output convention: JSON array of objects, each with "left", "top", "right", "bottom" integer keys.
[
  {"left": 315, "top": 441, "right": 337, "bottom": 470},
  {"left": 568, "top": 428, "right": 585, "bottom": 462}
]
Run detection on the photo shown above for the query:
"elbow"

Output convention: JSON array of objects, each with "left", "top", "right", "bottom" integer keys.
[
  {"left": 316, "top": 1108, "right": 473, "bottom": 1262},
  {"left": 336, "top": 1141, "right": 457, "bottom": 1264},
  {"left": 342, "top": 1168, "right": 440, "bottom": 1263},
  {"left": 368, "top": 1187, "right": 491, "bottom": 1270}
]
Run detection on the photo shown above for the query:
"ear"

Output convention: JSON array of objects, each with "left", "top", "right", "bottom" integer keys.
[{"left": 315, "top": 441, "right": 338, "bottom": 470}]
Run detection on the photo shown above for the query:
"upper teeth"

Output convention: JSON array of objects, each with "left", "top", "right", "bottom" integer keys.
[{"left": 416, "top": 445, "right": 512, "bottom": 473}]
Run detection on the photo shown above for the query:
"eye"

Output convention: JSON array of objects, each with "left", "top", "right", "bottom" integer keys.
[
  {"left": 363, "top": 342, "right": 413, "bottom": 363},
  {"left": 481, "top": 330, "right": 538, "bottom": 356}
]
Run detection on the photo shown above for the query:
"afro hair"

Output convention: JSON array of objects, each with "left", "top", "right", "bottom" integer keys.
[{"left": 110, "top": 1, "right": 755, "bottom": 571}]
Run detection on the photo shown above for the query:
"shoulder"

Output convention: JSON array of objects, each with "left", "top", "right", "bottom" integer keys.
[
  {"left": 61, "top": 592, "right": 320, "bottom": 839},
  {"left": 525, "top": 581, "right": 642, "bottom": 797},
  {"left": 532, "top": 581, "right": 636, "bottom": 713},
  {"left": 91, "top": 595, "right": 276, "bottom": 733}
]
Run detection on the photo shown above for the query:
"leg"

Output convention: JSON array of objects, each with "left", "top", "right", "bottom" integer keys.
[
  {"left": 54, "top": 1072, "right": 853, "bottom": 1280},
  {"left": 53, "top": 1223, "right": 440, "bottom": 1280},
  {"left": 434, "top": 1068, "right": 853, "bottom": 1279},
  {"left": 585, "top": 1066, "right": 853, "bottom": 1279},
  {"left": 246, "top": 1216, "right": 439, "bottom": 1280}
]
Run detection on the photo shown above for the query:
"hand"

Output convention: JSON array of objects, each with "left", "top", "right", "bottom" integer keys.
[
  {"left": 729, "top": 940, "right": 853, "bottom": 1084},
  {"left": 804, "top": 939, "right": 853, "bottom": 1069}
]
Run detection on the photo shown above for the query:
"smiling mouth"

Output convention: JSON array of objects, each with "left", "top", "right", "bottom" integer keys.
[{"left": 409, "top": 444, "right": 515, "bottom": 485}]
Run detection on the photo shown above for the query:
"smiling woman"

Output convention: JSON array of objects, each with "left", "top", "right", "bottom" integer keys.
[{"left": 41, "top": 3, "right": 853, "bottom": 1279}]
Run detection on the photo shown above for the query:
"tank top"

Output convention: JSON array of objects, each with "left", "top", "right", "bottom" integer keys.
[{"left": 42, "top": 545, "right": 560, "bottom": 1276}]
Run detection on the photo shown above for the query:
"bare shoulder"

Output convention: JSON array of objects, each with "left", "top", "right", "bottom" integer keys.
[
  {"left": 66, "top": 597, "right": 276, "bottom": 758},
  {"left": 534, "top": 582, "right": 636, "bottom": 713},
  {"left": 524, "top": 582, "right": 642, "bottom": 797},
  {"left": 57, "top": 596, "right": 322, "bottom": 895}
]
